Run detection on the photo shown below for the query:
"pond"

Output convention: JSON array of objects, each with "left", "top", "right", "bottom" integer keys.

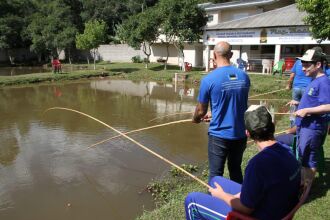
[
  {"left": 0, "top": 79, "right": 209, "bottom": 220},
  {"left": 0, "top": 78, "right": 289, "bottom": 219}
]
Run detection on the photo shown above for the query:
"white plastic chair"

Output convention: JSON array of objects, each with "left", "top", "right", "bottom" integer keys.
[{"left": 262, "top": 59, "right": 272, "bottom": 74}]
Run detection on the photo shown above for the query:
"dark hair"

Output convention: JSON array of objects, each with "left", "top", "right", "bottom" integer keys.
[{"left": 247, "top": 123, "right": 275, "bottom": 142}]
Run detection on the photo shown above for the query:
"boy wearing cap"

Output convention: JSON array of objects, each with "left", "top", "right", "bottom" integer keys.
[
  {"left": 185, "top": 105, "right": 301, "bottom": 220},
  {"left": 292, "top": 48, "right": 330, "bottom": 182},
  {"left": 286, "top": 58, "right": 312, "bottom": 127}
]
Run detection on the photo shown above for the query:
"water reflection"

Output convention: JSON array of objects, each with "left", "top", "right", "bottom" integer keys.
[
  {"left": 0, "top": 78, "right": 292, "bottom": 219},
  {"left": 0, "top": 79, "right": 206, "bottom": 220},
  {"left": 0, "top": 136, "right": 19, "bottom": 166}
]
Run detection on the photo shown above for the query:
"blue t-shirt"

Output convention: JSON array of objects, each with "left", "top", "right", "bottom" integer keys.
[
  {"left": 295, "top": 75, "right": 330, "bottom": 130},
  {"left": 291, "top": 60, "right": 312, "bottom": 88},
  {"left": 240, "top": 143, "right": 301, "bottom": 220},
  {"left": 198, "top": 65, "right": 250, "bottom": 139},
  {"left": 325, "top": 67, "right": 330, "bottom": 78}
]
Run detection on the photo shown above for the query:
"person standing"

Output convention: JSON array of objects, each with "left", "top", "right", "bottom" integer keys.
[
  {"left": 292, "top": 48, "right": 330, "bottom": 183},
  {"left": 185, "top": 105, "right": 301, "bottom": 220},
  {"left": 287, "top": 58, "right": 312, "bottom": 126},
  {"left": 192, "top": 41, "right": 250, "bottom": 184}
]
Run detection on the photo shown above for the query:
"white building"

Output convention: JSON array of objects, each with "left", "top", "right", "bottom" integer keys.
[
  {"left": 203, "top": 1, "right": 330, "bottom": 72},
  {"left": 149, "top": 0, "right": 296, "bottom": 68}
]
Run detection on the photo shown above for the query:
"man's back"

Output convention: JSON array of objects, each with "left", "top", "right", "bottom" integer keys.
[
  {"left": 198, "top": 66, "right": 250, "bottom": 139},
  {"left": 241, "top": 143, "right": 301, "bottom": 220}
]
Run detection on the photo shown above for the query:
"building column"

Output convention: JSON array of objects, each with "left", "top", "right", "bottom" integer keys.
[
  {"left": 205, "top": 44, "right": 210, "bottom": 72},
  {"left": 274, "top": 44, "right": 281, "bottom": 64}
]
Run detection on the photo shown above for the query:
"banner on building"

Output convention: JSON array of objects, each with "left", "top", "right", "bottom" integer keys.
[{"left": 205, "top": 27, "right": 330, "bottom": 45}]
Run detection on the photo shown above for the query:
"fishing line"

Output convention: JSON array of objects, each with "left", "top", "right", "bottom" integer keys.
[
  {"left": 148, "top": 111, "right": 193, "bottom": 123},
  {"left": 249, "top": 88, "right": 286, "bottom": 98},
  {"left": 88, "top": 119, "right": 191, "bottom": 148},
  {"left": 147, "top": 88, "right": 287, "bottom": 122},
  {"left": 44, "top": 107, "right": 210, "bottom": 188}
]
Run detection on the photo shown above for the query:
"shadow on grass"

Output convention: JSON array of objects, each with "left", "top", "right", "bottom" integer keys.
[
  {"left": 305, "top": 158, "right": 330, "bottom": 204},
  {"left": 149, "top": 64, "right": 180, "bottom": 71},
  {"left": 108, "top": 68, "right": 139, "bottom": 73}
]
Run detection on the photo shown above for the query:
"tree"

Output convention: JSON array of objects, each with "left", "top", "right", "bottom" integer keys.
[
  {"left": 0, "top": 0, "right": 31, "bottom": 64},
  {"left": 117, "top": 8, "right": 161, "bottom": 68},
  {"left": 157, "top": 0, "right": 207, "bottom": 70},
  {"left": 76, "top": 20, "right": 107, "bottom": 70},
  {"left": 80, "top": 0, "right": 158, "bottom": 40},
  {"left": 296, "top": 0, "right": 330, "bottom": 42},
  {"left": 25, "top": 0, "right": 78, "bottom": 62}
]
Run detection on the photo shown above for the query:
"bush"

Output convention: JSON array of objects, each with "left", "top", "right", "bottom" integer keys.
[
  {"left": 157, "top": 57, "right": 166, "bottom": 63},
  {"left": 131, "top": 55, "right": 143, "bottom": 63}
]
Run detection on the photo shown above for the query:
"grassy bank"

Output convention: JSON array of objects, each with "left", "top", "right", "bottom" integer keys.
[
  {"left": 0, "top": 63, "right": 197, "bottom": 87},
  {"left": 135, "top": 74, "right": 329, "bottom": 220},
  {"left": 0, "top": 62, "right": 286, "bottom": 95},
  {"left": 137, "top": 134, "right": 330, "bottom": 220}
]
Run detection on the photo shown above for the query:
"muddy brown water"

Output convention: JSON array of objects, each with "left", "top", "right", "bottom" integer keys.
[
  {"left": 0, "top": 79, "right": 209, "bottom": 220},
  {"left": 0, "top": 78, "right": 289, "bottom": 219}
]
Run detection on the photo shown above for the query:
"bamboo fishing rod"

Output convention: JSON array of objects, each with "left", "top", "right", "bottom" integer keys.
[
  {"left": 148, "top": 111, "right": 193, "bottom": 123},
  {"left": 147, "top": 88, "right": 288, "bottom": 122},
  {"left": 44, "top": 107, "right": 210, "bottom": 188},
  {"left": 246, "top": 129, "right": 288, "bottom": 145},
  {"left": 88, "top": 119, "right": 192, "bottom": 148},
  {"left": 90, "top": 112, "right": 289, "bottom": 148},
  {"left": 249, "top": 88, "right": 286, "bottom": 98},
  {"left": 249, "top": 98, "right": 290, "bottom": 101}
]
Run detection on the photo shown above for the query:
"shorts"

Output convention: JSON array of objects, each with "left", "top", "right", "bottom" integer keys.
[{"left": 297, "top": 127, "right": 326, "bottom": 168}]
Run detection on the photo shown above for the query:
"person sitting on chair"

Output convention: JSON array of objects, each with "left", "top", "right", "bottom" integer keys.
[{"left": 185, "top": 105, "right": 301, "bottom": 220}]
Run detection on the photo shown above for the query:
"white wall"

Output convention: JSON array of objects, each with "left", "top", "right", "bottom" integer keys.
[{"left": 97, "top": 44, "right": 146, "bottom": 62}]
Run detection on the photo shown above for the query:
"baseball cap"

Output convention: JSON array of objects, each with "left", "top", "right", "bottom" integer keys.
[
  {"left": 297, "top": 47, "right": 326, "bottom": 62},
  {"left": 244, "top": 105, "right": 273, "bottom": 132}
]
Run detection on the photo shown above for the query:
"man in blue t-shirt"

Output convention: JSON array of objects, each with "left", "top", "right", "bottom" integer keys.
[
  {"left": 287, "top": 59, "right": 312, "bottom": 101},
  {"left": 291, "top": 48, "right": 330, "bottom": 183},
  {"left": 185, "top": 105, "right": 301, "bottom": 220},
  {"left": 192, "top": 41, "right": 250, "bottom": 184}
]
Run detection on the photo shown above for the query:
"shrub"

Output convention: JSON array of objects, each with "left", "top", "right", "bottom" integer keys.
[{"left": 131, "top": 55, "right": 143, "bottom": 63}]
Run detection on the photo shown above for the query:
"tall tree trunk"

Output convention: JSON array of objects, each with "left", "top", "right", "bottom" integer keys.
[
  {"left": 7, "top": 49, "right": 15, "bottom": 65},
  {"left": 174, "top": 43, "right": 185, "bottom": 72},
  {"left": 38, "top": 54, "right": 42, "bottom": 63},
  {"left": 93, "top": 48, "right": 96, "bottom": 70},
  {"left": 164, "top": 43, "right": 170, "bottom": 70},
  {"left": 68, "top": 49, "right": 72, "bottom": 65},
  {"left": 142, "top": 42, "right": 152, "bottom": 69}
]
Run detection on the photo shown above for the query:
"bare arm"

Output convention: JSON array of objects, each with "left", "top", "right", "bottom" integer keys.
[
  {"left": 209, "top": 182, "right": 253, "bottom": 214},
  {"left": 286, "top": 72, "right": 295, "bottom": 90},
  {"left": 295, "top": 104, "right": 330, "bottom": 117},
  {"left": 192, "top": 103, "right": 208, "bottom": 123}
]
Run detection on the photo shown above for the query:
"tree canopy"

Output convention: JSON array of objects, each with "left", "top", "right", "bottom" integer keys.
[
  {"left": 0, "top": 0, "right": 210, "bottom": 63},
  {"left": 296, "top": 0, "right": 330, "bottom": 42},
  {"left": 117, "top": 8, "right": 161, "bottom": 68},
  {"left": 76, "top": 20, "right": 107, "bottom": 69},
  {"left": 24, "top": 0, "right": 78, "bottom": 60}
]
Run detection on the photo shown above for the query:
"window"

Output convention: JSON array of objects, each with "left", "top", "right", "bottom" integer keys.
[
  {"left": 251, "top": 45, "right": 259, "bottom": 50},
  {"left": 208, "top": 15, "right": 214, "bottom": 22}
]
